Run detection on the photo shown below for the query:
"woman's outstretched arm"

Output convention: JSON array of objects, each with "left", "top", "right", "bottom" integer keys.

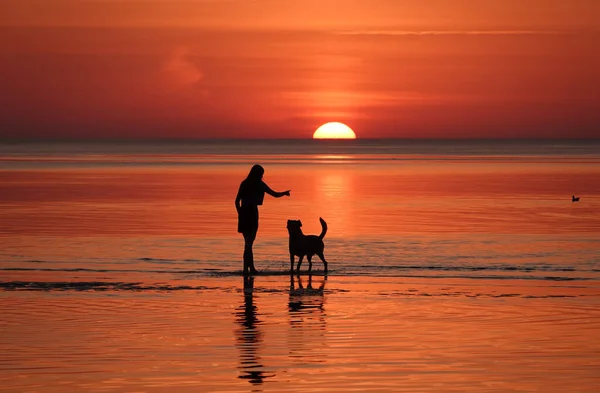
[{"left": 264, "top": 184, "right": 290, "bottom": 198}]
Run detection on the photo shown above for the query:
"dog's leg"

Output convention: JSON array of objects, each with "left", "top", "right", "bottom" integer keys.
[
  {"left": 289, "top": 253, "right": 295, "bottom": 273},
  {"left": 307, "top": 254, "right": 313, "bottom": 273},
  {"left": 296, "top": 255, "right": 304, "bottom": 273},
  {"left": 317, "top": 252, "right": 328, "bottom": 273}
]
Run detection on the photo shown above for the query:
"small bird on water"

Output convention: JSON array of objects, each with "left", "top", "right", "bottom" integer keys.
[{"left": 572, "top": 195, "right": 580, "bottom": 202}]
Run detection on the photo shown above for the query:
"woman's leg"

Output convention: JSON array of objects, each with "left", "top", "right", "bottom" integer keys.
[{"left": 243, "top": 230, "right": 258, "bottom": 274}]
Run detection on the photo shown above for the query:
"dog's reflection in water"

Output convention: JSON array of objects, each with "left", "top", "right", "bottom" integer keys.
[
  {"left": 288, "top": 274, "right": 328, "bottom": 362},
  {"left": 234, "top": 276, "right": 274, "bottom": 385}
]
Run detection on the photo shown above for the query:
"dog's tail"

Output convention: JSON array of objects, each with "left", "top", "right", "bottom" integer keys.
[{"left": 318, "top": 217, "right": 328, "bottom": 240}]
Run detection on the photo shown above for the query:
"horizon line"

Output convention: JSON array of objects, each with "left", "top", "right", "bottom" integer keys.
[{"left": 2, "top": 137, "right": 600, "bottom": 143}]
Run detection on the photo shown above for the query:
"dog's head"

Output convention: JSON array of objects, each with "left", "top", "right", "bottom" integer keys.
[{"left": 286, "top": 219, "right": 302, "bottom": 231}]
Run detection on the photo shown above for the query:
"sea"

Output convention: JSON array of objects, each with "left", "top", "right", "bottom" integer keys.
[{"left": 1, "top": 139, "right": 599, "bottom": 392}]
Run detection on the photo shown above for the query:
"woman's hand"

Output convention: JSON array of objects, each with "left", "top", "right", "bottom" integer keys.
[{"left": 283, "top": 190, "right": 291, "bottom": 197}]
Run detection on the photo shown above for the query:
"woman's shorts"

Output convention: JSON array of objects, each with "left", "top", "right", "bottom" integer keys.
[{"left": 237, "top": 205, "right": 259, "bottom": 234}]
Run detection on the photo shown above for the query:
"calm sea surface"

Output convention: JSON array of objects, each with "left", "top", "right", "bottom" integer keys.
[{"left": 1, "top": 139, "right": 599, "bottom": 392}]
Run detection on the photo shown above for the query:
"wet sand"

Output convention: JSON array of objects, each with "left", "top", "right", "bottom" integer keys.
[{"left": 2, "top": 274, "right": 599, "bottom": 393}]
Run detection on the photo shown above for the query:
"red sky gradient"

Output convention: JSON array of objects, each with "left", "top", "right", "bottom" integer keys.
[{"left": 1, "top": 0, "right": 599, "bottom": 139}]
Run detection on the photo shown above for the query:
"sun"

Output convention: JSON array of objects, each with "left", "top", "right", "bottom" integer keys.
[{"left": 313, "top": 122, "right": 357, "bottom": 139}]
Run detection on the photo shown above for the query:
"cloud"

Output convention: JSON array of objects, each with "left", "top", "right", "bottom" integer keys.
[
  {"left": 162, "top": 46, "right": 203, "bottom": 87},
  {"left": 280, "top": 90, "right": 456, "bottom": 107},
  {"left": 334, "top": 30, "right": 562, "bottom": 36}
]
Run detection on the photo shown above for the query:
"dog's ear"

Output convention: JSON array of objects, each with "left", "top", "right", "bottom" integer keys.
[{"left": 298, "top": 220, "right": 302, "bottom": 227}]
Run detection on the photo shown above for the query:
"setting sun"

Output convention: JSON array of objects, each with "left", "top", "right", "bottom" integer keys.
[{"left": 313, "top": 122, "right": 357, "bottom": 139}]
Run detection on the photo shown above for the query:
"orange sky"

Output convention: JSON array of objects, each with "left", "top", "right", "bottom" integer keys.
[{"left": 1, "top": 0, "right": 599, "bottom": 139}]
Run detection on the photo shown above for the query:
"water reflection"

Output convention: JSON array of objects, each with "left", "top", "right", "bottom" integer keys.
[
  {"left": 234, "top": 276, "right": 274, "bottom": 386},
  {"left": 288, "top": 274, "right": 328, "bottom": 362},
  {"left": 316, "top": 170, "right": 354, "bottom": 236}
]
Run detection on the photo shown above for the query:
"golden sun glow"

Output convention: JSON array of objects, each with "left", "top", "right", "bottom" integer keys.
[{"left": 313, "top": 122, "right": 357, "bottom": 139}]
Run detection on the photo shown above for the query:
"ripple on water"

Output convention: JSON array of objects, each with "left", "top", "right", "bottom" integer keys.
[{"left": 2, "top": 275, "right": 600, "bottom": 392}]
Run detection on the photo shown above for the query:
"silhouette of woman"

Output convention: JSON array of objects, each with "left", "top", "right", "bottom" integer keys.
[
  {"left": 234, "top": 276, "right": 274, "bottom": 384},
  {"left": 235, "top": 164, "right": 290, "bottom": 275}
]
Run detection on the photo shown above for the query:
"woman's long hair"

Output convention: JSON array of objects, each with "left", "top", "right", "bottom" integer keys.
[
  {"left": 240, "top": 164, "right": 265, "bottom": 200},
  {"left": 245, "top": 164, "right": 264, "bottom": 183}
]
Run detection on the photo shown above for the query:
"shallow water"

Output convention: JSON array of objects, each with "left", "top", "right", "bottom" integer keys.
[
  {"left": 1, "top": 140, "right": 599, "bottom": 392},
  {"left": 2, "top": 275, "right": 600, "bottom": 393}
]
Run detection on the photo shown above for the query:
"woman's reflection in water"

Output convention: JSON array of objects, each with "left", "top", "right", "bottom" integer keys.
[
  {"left": 235, "top": 276, "right": 274, "bottom": 385},
  {"left": 288, "top": 274, "right": 327, "bottom": 362}
]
